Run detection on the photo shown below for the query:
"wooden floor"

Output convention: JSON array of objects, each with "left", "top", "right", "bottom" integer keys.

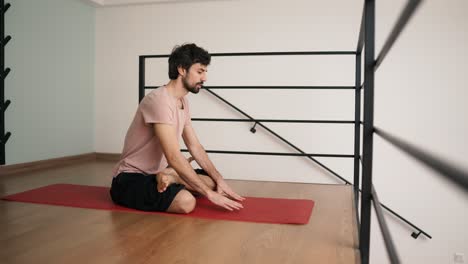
[{"left": 0, "top": 160, "right": 360, "bottom": 264}]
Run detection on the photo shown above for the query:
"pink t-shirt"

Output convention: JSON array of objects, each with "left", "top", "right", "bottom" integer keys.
[{"left": 112, "top": 86, "right": 192, "bottom": 176}]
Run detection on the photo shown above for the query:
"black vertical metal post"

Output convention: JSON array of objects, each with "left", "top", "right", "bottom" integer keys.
[
  {"left": 1, "top": 0, "right": 8, "bottom": 165},
  {"left": 354, "top": 52, "right": 362, "bottom": 228},
  {"left": 360, "top": 0, "right": 375, "bottom": 263},
  {"left": 138, "top": 56, "right": 145, "bottom": 102}
]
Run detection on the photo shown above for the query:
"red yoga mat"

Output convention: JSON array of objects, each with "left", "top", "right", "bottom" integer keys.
[{"left": 2, "top": 184, "right": 314, "bottom": 225}]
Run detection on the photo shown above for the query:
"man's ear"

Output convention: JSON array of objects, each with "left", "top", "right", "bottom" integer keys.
[{"left": 177, "top": 66, "right": 186, "bottom": 77}]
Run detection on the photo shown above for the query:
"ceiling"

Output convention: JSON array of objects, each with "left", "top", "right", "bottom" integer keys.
[{"left": 84, "top": 0, "right": 234, "bottom": 7}]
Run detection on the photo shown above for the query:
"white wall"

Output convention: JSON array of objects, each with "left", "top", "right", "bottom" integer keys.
[
  {"left": 94, "top": 0, "right": 468, "bottom": 263},
  {"left": 5, "top": 0, "right": 95, "bottom": 165}
]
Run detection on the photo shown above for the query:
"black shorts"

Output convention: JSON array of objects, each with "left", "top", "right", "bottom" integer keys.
[{"left": 110, "top": 168, "right": 209, "bottom": 212}]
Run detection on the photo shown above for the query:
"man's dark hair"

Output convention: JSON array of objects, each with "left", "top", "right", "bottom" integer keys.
[{"left": 168, "top": 43, "right": 211, "bottom": 80}]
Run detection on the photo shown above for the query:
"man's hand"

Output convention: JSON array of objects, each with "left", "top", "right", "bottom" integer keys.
[
  {"left": 216, "top": 178, "right": 245, "bottom": 202},
  {"left": 207, "top": 191, "right": 243, "bottom": 211}
]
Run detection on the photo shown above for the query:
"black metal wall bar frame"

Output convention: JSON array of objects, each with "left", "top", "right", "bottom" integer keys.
[
  {"left": 1, "top": 0, "right": 12, "bottom": 165},
  {"left": 138, "top": 36, "right": 428, "bottom": 244},
  {"left": 139, "top": 1, "right": 468, "bottom": 263},
  {"left": 139, "top": 48, "right": 426, "bottom": 260}
]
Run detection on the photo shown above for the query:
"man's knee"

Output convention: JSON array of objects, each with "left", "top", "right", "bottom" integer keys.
[{"left": 167, "top": 190, "right": 196, "bottom": 214}]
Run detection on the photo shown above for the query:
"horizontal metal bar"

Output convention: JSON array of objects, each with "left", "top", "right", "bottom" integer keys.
[
  {"left": 211, "top": 51, "right": 357, "bottom": 56},
  {"left": 144, "top": 85, "right": 356, "bottom": 90},
  {"left": 210, "top": 51, "right": 356, "bottom": 57},
  {"left": 141, "top": 51, "right": 357, "bottom": 58},
  {"left": 181, "top": 149, "right": 354, "bottom": 158},
  {"left": 375, "top": 0, "right": 423, "bottom": 70},
  {"left": 191, "top": 118, "right": 355, "bottom": 124},
  {"left": 372, "top": 185, "right": 401, "bottom": 264},
  {"left": 206, "top": 86, "right": 356, "bottom": 90},
  {"left": 140, "top": 54, "right": 168, "bottom": 58},
  {"left": 374, "top": 127, "right": 468, "bottom": 192}
]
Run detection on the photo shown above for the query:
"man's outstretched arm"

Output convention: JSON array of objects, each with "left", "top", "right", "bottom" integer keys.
[
  {"left": 182, "top": 125, "right": 245, "bottom": 202},
  {"left": 154, "top": 123, "right": 243, "bottom": 210}
]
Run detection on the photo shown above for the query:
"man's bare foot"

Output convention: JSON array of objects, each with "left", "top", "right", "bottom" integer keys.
[
  {"left": 156, "top": 172, "right": 176, "bottom": 193},
  {"left": 163, "top": 156, "right": 195, "bottom": 175}
]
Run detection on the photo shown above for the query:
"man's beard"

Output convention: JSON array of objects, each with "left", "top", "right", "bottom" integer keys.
[{"left": 182, "top": 76, "right": 203, "bottom": 94}]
